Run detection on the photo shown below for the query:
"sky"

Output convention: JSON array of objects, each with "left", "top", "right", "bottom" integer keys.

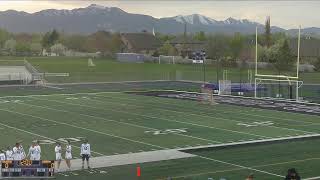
[{"left": 0, "top": 1, "right": 319, "bottom": 29}]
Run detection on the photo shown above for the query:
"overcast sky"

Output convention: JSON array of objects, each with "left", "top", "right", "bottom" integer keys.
[{"left": 0, "top": 1, "right": 319, "bottom": 29}]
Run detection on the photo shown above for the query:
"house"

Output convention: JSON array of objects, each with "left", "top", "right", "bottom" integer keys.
[
  {"left": 169, "top": 36, "right": 207, "bottom": 58},
  {"left": 120, "top": 33, "right": 161, "bottom": 55}
]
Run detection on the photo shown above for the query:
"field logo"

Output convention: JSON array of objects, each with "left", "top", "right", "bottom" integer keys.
[
  {"left": 145, "top": 128, "right": 188, "bottom": 135},
  {"left": 237, "top": 121, "right": 273, "bottom": 127},
  {"left": 38, "top": 137, "right": 85, "bottom": 145}
]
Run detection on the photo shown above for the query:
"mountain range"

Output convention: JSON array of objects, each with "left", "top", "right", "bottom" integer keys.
[{"left": 0, "top": 4, "right": 319, "bottom": 36}]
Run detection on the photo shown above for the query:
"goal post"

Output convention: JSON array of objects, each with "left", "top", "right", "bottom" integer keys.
[
  {"left": 254, "top": 25, "right": 302, "bottom": 101},
  {"left": 158, "top": 55, "right": 175, "bottom": 64}
]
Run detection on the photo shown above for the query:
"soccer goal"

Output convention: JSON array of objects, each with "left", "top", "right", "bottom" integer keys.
[
  {"left": 255, "top": 78, "right": 303, "bottom": 100},
  {"left": 218, "top": 80, "right": 232, "bottom": 96},
  {"left": 88, "top": 58, "right": 96, "bottom": 67},
  {"left": 158, "top": 55, "right": 175, "bottom": 64}
]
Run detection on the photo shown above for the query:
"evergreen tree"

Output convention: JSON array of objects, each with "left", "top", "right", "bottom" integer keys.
[{"left": 265, "top": 16, "right": 272, "bottom": 48}]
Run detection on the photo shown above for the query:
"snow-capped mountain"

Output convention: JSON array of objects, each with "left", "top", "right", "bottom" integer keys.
[
  {"left": 172, "top": 14, "right": 219, "bottom": 25},
  {"left": 0, "top": 4, "right": 318, "bottom": 35}
]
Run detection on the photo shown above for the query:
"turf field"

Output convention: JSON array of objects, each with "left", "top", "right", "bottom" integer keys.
[
  {"left": 0, "top": 92, "right": 320, "bottom": 179},
  {"left": 1, "top": 57, "right": 320, "bottom": 84}
]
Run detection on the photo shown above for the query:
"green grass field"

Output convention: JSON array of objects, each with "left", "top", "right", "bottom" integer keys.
[
  {"left": 1, "top": 57, "right": 319, "bottom": 84},
  {"left": 1, "top": 92, "right": 320, "bottom": 179}
]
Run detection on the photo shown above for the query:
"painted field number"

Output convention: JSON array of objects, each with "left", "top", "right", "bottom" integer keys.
[
  {"left": 145, "top": 128, "right": 188, "bottom": 135},
  {"left": 237, "top": 121, "right": 274, "bottom": 127}
]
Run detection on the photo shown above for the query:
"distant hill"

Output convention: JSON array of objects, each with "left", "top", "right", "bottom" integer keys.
[{"left": 0, "top": 4, "right": 319, "bottom": 36}]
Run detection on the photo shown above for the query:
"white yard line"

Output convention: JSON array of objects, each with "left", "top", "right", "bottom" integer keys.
[
  {"left": 0, "top": 91, "right": 120, "bottom": 99},
  {"left": 0, "top": 108, "right": 165, "bottom": 150},
  {"left": 42, "top": 85, "right": 64, "bottom": 90},
  {"left": 158, "top": 157, "right": 320, "bottom": 180},
  {"left": 0, "top": 122, "right": 104, "bottom": 156},
  {"left": 14, "top": 101, "right": 222, "bottom": 144},
  {"left": 94, "top": 94, "right": 317, "bottom": 135},
  {"left": 304, "top": 176, "right": 320, "bottom": 180},
  {"left": 31, "top": 96, "right": 271, "bottom": 139},
  {"left": 177, "top": 133, "right": 320, "bottom": 151},
  {"left": 99, "top": 93, "right": 319, "bottom": 124},
  {"left": 197, "top": 155, "right": 284, "bottom": 178},
  {"left": 85, "top": 96, "right": 316, "bottom": 135}
]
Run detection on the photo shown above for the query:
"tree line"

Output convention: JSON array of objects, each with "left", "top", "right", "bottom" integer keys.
[{"left": 0, "top": 29, "right": 123, "bottom": 57}]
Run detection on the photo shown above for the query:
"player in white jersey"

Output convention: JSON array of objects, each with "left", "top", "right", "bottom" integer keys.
[
  {"left": 80, "top": 139, "right": 91, "bottom": 169},
  {"left": 54, "top": 142, "right": 62, "bottom": 171},
  {"left": 34, "top": 141, "right": 41, "bottom": 160},
  {"left": 28, "top": 141, "right": 41, "bottom": 160},
  {"left": 65, "top": 140, "right": 72, "bottom": 171},
  {"left": 0, "top": 150, "right": 6, "bottom": 161},
  {"left": 12, "top": 142, "right": 26, "bottom": 160},
  {"left": 5, "top": 146, "right": 13, "bottom": 160}
]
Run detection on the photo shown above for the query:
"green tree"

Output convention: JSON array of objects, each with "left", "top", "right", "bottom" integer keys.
[
  {"left": 61, "top": 35, "right": 87, "bottom": 52},
  {"left": 313, "top": 57, "right": 320, "bottom": 72},
  {"left": 229, "top": 32, "right": 244, "bottom": 61},
  {"left": 30, "top": 43, "right": 42, "bottom": 55},
  {"left": 41, "top": 30, "right": 59, "bottom": 50},
  {"left": 159, "top": 41, "right": 177, "bottom": 56},
  {"left": 266, "top": 39, "right": 294, "bottom": 74},
  {"left": 109, "top": 33, "right": 123, "bottom": 54},
  {"left": 41, "top": 32, "right": 51, "bottom": 49},
  {"left": 49, "top": 29, "right": 59, "bottom": 45},
  {"left": 205, "top": 34, "right": 230, "bottom": 60},
  {"left": 15, "top": 42, "right": 31, "bottom": 56},
  {"left": 4, "top": 39, "right": 16, "bottom": 55},
  {"left": 265, "top": 16, "right": 272, "bottom": 48},
  {"left": 194, "top": 31, "right": 206, "bottom": 41},
  {"left": 0, "top": 29, "right": 11, "bottom": 48}
]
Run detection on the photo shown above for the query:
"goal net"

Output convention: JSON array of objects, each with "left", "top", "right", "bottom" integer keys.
[
  {"left": 255, "top": 78, "right": 303, "bottom": 101},
  {"left": 88, "top": 58, "right": 96, "bottom": 67},
  {"left": 158, "top": 55, "right": 175, "bottom": 64},
  {"left": 218, "top": 80, "right": 232, "bottom": 95}
]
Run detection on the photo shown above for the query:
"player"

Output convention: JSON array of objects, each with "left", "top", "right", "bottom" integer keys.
[
  {"left": 28, "top": 141, "right": 41, "bottom": 160},
  {"left": 0, "top": 150, "right": 6, "bottom": 161},
  {"left": 65, "top": 140, "right": 72, "bottom": 171},
  {"left": 12, "top": 142, "right": 26, "bottom": 160},
  {"left": 5, "top": 146, "right": 13, "bottom": 160},
  {"left": 80, "top": 139, "right": 91, "bottom": 169},
  {"left": 34, "top": 140, "right": 41, "bottom": 160},
  {"left": 54, "top": 142, "right": 62, "bottom": 171}
]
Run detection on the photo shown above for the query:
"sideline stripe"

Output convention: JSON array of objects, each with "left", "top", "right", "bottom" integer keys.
[
  {"left": 197, "top": 155, "right": 284, "bottom": 178},
  {"left": 157, "top": 157, "right": 320, "bottom": 180},
  {"left": 0, "top": 91, "right": 120, "bottom": 99},
  {"left": 304, "top": 176, "right": 320, "bottom": 180}
]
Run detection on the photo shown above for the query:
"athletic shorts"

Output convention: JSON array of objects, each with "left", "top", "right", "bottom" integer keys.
[
  {"left": 56, "top": 153, "right": 62, "bottom": 160},
  {"left": 81, "top": 154, "right": 90, "bottom": 161},
  {"left": 65, "top": 153, "right": 72, "bottom": 160}
]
